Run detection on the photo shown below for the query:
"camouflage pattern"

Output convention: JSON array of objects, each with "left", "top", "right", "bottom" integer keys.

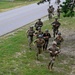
[
  {"left": 48, "top": 45, "right": 60, "bottom": 70},
  {"left": 27, "top": 28, "right": 35, "bottom": 49},
  {"left": 35, "top": 19, "right": 43, "bottom": 31},
  {"left": 51, "top": 19, "right": 61, "bottom": 37},
  {"left": 34, "top": 38, "right": 45, "bottom": 60},
  {"left": 54, "top": 35, "right": 64, "bottom": 48}
]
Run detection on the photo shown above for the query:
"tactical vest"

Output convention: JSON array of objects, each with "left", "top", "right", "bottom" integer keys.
[{"left": 28, "top": 30, "right": 34, "bottom": 36}]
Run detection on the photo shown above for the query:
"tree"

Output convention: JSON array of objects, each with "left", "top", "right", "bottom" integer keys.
[{"left": 60, "top": 0, "right": 75, "bottom": 17}]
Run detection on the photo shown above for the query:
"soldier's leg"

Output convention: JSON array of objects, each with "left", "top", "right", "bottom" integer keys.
[
  {"left": 58, "top": 13, "right": 60, "bottom": 18},
  {"left": 36, "top": 47, "right": 42, "bottom": 60},
  {"left": 56, "top": 28, "right": 59, "bottom": 35},
  {"left": 57, "top": 28, "right": 59, "bottom": 34},
  {"left": 45, "top": 40, "right": 49, "bottom": 50},
  {"left": 57, "top": 12, "right": 60, "bottom": 18},
  {"left": 28, "top": 36, "right": 32, "bottom": 49},
  {"left": 36, "top": 47, "right": 39, "bottom": 60},
  {"left": 50, "top": 57, "right": 55, "bottom": 70},
  {"left": 43, "top": 43, "right": 45, "bottom": 51},
  {"left": 48, "top": 57, "right": 53, "bottom": 69},
  {"left": 48, "top": 14, "right": 50, "bottom": 20},
  {"left": 30, "top": 36, "right": 33, "bottom": 49},
  {"left": 53, "top": 29, "right": 55, "bottom": 37},
  {"left": 36, "top": 27, "right": 38, "bottom": 31},
  {"left": 31, "top": 36, "right": 33, "bottom": 43},
  {"left": 43, "top": 40, "right": 46, "bottom": 51}
]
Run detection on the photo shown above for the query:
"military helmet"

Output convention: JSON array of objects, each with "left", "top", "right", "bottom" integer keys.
[
  {"left": 38, "top": 19, "right": 41, "bottom": 20},
  {"left": 38, "top": 27, "right": 41, "bottom": 30},
  {"left": 45, "top": 29, "right": 49, "bottom": 32},
  {"left": 58, "top": 32, "right": 61, "bottom": 35},
  {"left": 38, "top": 35, "right": 43, "bottom": 38},
  {"left": 52, "top": 41, "right": 57, "bottom": 45},
  {"left": 30, "top": 26, "right": 33, "bottom": 28},
  {"left": 55, "top": 18, "right": 58, "bottom": 20}
]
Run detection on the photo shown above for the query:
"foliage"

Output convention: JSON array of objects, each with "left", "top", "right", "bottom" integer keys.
[{"left": 60, "top": 0, "right": 75, "bottom": 17}]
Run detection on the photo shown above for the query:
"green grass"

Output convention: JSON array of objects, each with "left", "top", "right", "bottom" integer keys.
[
  {"left": 0, "top": 0, "right": 39, "bottom": 12},
  {"left": 0, "top": 16, "right": 75, "bottom": 75}
]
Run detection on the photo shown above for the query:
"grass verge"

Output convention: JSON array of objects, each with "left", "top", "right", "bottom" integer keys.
[
  {"left": 0, "top": 16, "right": 75, "bottom": 75},
  {"left": 0, "top": 0, "right": 39, "bottom": 12}
]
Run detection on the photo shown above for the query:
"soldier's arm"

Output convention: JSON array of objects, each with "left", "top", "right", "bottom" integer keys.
[
  {"left": 61, "top": 37, "right": 64, "bottom": 42},
  {"left": 47, "top": 47, "right": 52, "bottom": 53},
  {"left": 33, "top": 31, "right": 35, "bottom": 36},
  {"left": 33, "top": 40, "right": 37, "bottom": 46},
  {"left": 51, "top": 22, "right": 55, "bottom": 26},
  {"left": 58, "top": 22, "right": 61, "bottom": 26},
  {"left": 42, "top": 40, "right": 45, "bottom": 46},
  {"left": 56, "top": 47, "right": 61, "bottom": 54},
  {"left": 49, "top": 33, "right": 51, "bottom": 38}
]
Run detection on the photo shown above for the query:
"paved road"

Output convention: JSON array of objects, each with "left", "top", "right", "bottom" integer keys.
[{"left": 0, "top": 0, "right": 65, "bottom": 36}]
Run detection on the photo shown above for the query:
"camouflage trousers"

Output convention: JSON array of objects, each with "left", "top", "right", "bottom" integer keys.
[
  {"left": 36, "top": 46, "right": 43, "bottom": 60},
  {"left": 48, "top": 13, "right": 52, "bottom": 20},
  {"left": 43, "top": 40, "right": 49, "bottom": 50},
  {"left": 37, "top": 46, "right": 43, "bottom": 54},
  {"left": 28, "top": 36, "right": 33, "bottom": 48},
  {"left": 57, "top": 12, "right": 60, "bottom": 18},
  {"left": 53, "top": 28, "right": 59, "bottom": 37}
]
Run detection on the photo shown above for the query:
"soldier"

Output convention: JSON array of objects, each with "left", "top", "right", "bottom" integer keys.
[
  {"left": 51, "top": 18, "right": 61, "bottom": 37},
  {"left": 57, "top": 6, "right": 61, "bottom": 18},
  {"left": 48, "top": 41, "right": 60, "bottom": 71},
  {"left": 56, "top": 0, "right": 60, "bottom": 4},
  {"left": 43, "top": 29, "right": 51, "bottom": 50},
  {"left": 35, "top": 27, "right": 43, "bottom": 38},
  {"left": 51, "top": 5, "right": 55, "bottom": 15},
  {"left": 34, "top": 35, "right": 45, "bottom": 60},
  {"left": 35, "top": 19, "right": 43, "bottom": 31},
  {"left": 27, "top": 26, "right": 35, "bottom": 49},
  {"left": 47, "top": 0, "right": 51, "bottom": 4},
  {"left": 48, "top": 6, "right": 53, "bottom": 20},
  {"left": 54, "top": 32, "right": 64, "bottom": 48}
]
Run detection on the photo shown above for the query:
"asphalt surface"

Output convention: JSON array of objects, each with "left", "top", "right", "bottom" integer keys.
[{"left": 0, "top": 0, "right": 65, "bottom": 36}]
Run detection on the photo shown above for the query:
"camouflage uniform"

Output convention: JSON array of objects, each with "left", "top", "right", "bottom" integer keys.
[
  {"left": 48, "top": 6, "right": 53, "bottom": 20},
  {"left": 51, "top": 18, "right": 61, "bottom": 37},
  {"left": 48, "top": 42, "right": 60, "bottom": 71},
  {"left": 57, "top": 6, "right": 60, "bottom": 18},
  {"left": 56, "top": 0, "right": 60, "bottom": 4},
  {"left": 54, "top": 34, "right": 64, "bottom": 48},
  {"left": 27, "top": 27, "right": 35, "bottom": 49},
  {"left": 35, "top": 19, "right": 43, "bottom": 31},
  {"left": 35, "top": 29, "right": 43, "bottom": 38},
  {"left": 51, "top": 5, "right": 54, "bottom": 15},
  {"left": 43, "top": 30, "right": 51, "bottom": 50},
  {"left": 34, "top": 36, "right": 45, "bottom": 60}
]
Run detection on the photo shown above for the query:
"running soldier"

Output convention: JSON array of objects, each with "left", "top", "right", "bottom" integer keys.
[
  {"left": 48, "top": 41, "right": 60, "bottom": 71},
  {"left": 51, "top": 5, "right": 55, "bottom": 15},
  {"left": 35, "top": 19, "right": 43, "bottom": 31},
  {"left": 47, "top": 0, "right": 51, "bottom": 4},
  {"left": 43, "top": 29, "right": 51, "bottom": 50},
  {"left": 48, "top": 6, "right": 53, "bottom": 20},
  {"left": 51, "top": 18, "right": 61, "bottom": 37},
  {"left": 54, "top": 32, "right": 64, "bottom": 48},
  {"left": 27, "top": 26, "right": 35, "bottom": 49},
  {"left": 55, "top": 0, "right": 60, "bottom": 4},
  {"left": 57, "top": 6, "right": 61, "bottom": 18},
  {"left": 34, "top": 35, "right": 45, "bottom": 60}
]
